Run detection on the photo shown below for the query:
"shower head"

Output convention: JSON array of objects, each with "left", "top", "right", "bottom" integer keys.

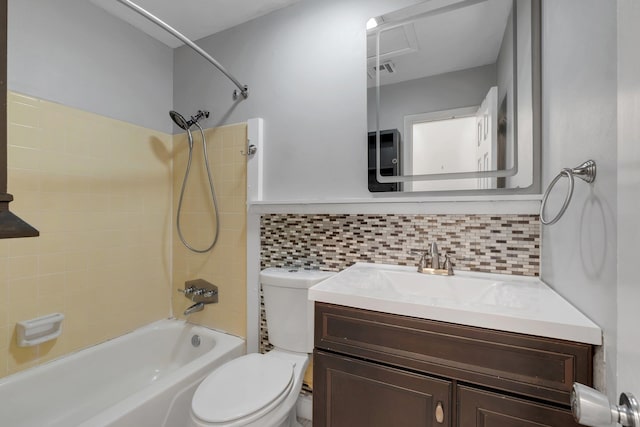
[
  {"left": 170, "top": 110, "right": 190, "bottom": 130},
  {"left": 169, "top": 110, "right": 210, "bottom": 130}
]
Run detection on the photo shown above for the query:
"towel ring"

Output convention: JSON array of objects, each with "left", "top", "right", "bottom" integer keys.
[{"left": 540, "top": 160, "right": 596, "bottom": 225}]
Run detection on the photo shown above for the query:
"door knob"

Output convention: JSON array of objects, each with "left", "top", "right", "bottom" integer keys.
[{"left": 572, "top": 383, "right": 640, "bottom": 426}]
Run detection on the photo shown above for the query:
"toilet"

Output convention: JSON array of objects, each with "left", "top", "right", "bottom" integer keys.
[{"left": 189, "top": 268, "right": 334, "bottom": 427}]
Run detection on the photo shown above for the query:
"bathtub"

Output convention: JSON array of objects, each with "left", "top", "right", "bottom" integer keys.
[{"left": 0, "top": 319, "right": 245, "bottom": 427}]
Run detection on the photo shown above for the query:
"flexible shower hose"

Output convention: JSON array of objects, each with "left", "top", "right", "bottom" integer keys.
[{"left": 176, "top": 122, "right": 220, "bottom": 253}]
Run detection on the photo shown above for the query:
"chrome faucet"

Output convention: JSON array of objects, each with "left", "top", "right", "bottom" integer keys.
[
  {"left": 178, "top": 278, "right": 219, "bottom": 316},
  {"left": 184, "top": 302, "right": 205, "bottom": 316},
  {"left": 430, "top": 242, "right": 440, "bottom": 270},
  {"left": 409, "top": 243, "right": 454, "bottom": 276}
]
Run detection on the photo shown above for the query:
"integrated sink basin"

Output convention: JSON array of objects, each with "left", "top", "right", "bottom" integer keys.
[
  {"left": 377, "top": 269, "right": 505, "bottom": 302},
  {"left": 308, "top": 263, "right": 601, "bottom": 345}
]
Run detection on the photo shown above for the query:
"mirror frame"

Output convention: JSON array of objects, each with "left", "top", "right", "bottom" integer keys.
[
  {"left": 0, "top": 0, "right": 39, "bottom": 238},
  {"left": 370, "top": 0, "right": 541, "bottom": 195}
]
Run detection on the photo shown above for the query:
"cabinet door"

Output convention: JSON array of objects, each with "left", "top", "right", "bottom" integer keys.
[
  {"left": 458, "top": 385, "right": 581, "bottom": 427},
  {"left": 314, "top": 350, "right": 451, "bottom": 427}
]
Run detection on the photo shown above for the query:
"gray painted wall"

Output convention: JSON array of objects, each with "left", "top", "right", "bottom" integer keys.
[
  {"left": 8, "top": 0, "right": 174, "bottom": 133},
  {"left": 496, "top": 7, "right": 513, "bottom": 118},
  {"left": 541, "top": 0, "right": 618, "bottom": 396},
  {"left": 496, "top": 7, "right": 514, "bottom": 177},
  {"left": 174, "top": 0, "right": 420, "bottom": 200},
  {"left": 617, "top": 0, "right": 640, "bottom": 395}
]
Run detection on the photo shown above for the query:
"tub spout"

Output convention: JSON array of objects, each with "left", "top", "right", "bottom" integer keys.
[{"left": 184, "top": 302, "right": 205, "bottom": 316}]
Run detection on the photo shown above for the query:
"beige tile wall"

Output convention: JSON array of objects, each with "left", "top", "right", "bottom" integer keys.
[
  {"left": 171, "top": 124, "right": 247, "bottom": 339},
  {"left": 0, "top": 92, "right": 173, "bottom": 377}
]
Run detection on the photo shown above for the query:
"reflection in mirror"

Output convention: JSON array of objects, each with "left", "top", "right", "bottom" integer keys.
[{"left": 367, "top": 0, "right": 539, "bottom": 193}]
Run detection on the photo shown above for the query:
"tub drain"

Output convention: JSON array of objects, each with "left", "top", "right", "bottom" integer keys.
[{"left": 191, "top": 335, "right": 201, "bottom": 347}]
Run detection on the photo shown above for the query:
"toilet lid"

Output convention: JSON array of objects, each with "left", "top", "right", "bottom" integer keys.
[{"left": 192, "top": 353, "right": 294, "bottom": 423}]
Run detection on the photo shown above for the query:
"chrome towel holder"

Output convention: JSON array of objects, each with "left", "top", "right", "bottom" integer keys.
[{"left": 540, "top": 160, "right": 596, "bottom": 225}]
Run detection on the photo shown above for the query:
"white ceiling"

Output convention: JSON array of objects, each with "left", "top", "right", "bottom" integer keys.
[
  {"left": 90, "top": 0, "right": 302, "bottom": 48},
  {"left": 367, "top": 0, "right": 513, "bottom": 87}
]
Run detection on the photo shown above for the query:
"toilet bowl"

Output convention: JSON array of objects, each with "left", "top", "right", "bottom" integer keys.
[{"left": 189, "top": 268, "right": 334, "bottom": 427}]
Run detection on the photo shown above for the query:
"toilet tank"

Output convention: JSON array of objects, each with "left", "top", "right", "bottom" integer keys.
[{"left": 260, "top": 268, "right": 335, "bottom": 353}]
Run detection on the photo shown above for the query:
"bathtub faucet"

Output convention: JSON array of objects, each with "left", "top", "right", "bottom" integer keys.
[
  {"left": 184, "top": 302, "right": 205, "bottom": 316},
  {"left": 178, "top": 278, "right": 219, "bottom": 316}
]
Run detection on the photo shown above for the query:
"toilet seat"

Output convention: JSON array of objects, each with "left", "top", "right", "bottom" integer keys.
[{"left": 192, "top": 353, "right": 295, "bottom": 424}]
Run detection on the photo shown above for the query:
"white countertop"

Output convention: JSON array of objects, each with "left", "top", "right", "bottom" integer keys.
[{"left": 308, "top": 263, "right": 602, "bottom": 345}]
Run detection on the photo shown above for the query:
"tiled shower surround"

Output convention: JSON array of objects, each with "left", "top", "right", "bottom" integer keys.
[
  {"left": 259, "top": 213, "right": 541, "bottom": 354},
  {"left": 1, "top": 92, "right": 172, "bottom": 377}
]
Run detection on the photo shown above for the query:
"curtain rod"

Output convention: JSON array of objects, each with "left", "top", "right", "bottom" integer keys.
[{"left": 116, "top": 0, "right": 248, "bottom": 100}]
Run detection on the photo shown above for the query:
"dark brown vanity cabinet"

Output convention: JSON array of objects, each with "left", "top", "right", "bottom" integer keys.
[
  {"left": 313, "top": 303, "right": 593, "bottom": 427},
  {"left": 315, "top": 350, "right": 451, "bottom": 426}
]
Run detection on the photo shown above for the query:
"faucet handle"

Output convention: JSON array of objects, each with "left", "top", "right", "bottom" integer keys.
[
  {"left": 409, "top": 250, "right": 430, "bottom": 272},
  {"left": 443, "top": 253, "right": 454, "bottom": 275},
  {"left": 202, "top": 289, "right": 218, "bottom": 298},
  {"left": 178, "top": 286, "right": 196, "bottom": 295},
  {"left": 409, "top": 250, "right": 430, "bottom": 261},
  {"left": 409, "top": 248, "right": 430, "bottom": 257}
]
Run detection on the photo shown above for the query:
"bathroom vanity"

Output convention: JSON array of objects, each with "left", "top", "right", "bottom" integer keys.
[{"left": 309, "top": 263, "right": 600, "bottom": 427}]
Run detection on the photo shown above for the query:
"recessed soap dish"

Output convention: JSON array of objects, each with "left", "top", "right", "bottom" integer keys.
[{"left": 16, "top": 313, "right": 64, "bottom": 347}]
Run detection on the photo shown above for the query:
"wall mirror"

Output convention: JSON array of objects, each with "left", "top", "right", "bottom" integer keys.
[{"left": 367, "top": 0, "right": 540, "bottom": 194}]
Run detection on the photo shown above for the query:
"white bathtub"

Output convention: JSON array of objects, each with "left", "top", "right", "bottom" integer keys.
[{"left": 0, "top": 319, "right": 245, "bottom": 427}]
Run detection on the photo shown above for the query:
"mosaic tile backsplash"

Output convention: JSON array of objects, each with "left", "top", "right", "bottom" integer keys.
[
  {"left": 261, "top": 214, "right": 540, "bottom": 275},
  {"left": 259, "top": 213, "right": 541, "bottom": 354}
]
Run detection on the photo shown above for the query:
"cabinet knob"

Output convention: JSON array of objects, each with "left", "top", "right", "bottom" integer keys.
[{"left": 435, "top": 401, "right": 445, "bottom": 424}]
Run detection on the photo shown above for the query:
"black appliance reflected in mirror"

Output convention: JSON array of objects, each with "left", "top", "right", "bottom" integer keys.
[{"left": 368, "top": 129, "right": 401, "bottom": 192}]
